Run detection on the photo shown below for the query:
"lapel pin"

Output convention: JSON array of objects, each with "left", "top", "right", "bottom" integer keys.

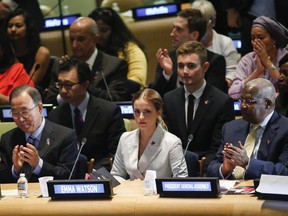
[
  {"left": 151, "top": 141, "right": 156, "bottom": 145},
  {"left": 266, "top": 140, "right": 270, "bottom": 145},
  {"left": 204, "top": 100, "right": 209, "bottom": 105},
  {"left": 46, "top": 138, "right": 51, "bottom": 146}
]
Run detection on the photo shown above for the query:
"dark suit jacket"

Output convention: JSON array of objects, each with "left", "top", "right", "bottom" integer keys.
[
  {"left": 44, "top": 51, "right": 129, "bottom": 105},
  {"left": 207, "top": 111, "right": 288, "bottom": 179},
  {"left": 0, "top": 120, "right": 78, "bottom": 183},
  {"left": 48, "top": 95, "right": 126, "bottom": 169},
  {"left": 163, "top": 84, "right": 235, "bottom": 167},
  {"left": 150, "top": 49, "right": 227, "bottom": 97}
]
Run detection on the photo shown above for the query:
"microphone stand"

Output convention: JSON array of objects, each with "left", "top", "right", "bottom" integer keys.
[{"left": 58, "top": 0, "right": 67, "bottom": 55}]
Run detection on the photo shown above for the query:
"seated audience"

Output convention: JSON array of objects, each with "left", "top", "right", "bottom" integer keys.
[
  {"left": 0, "top": 85, "right": 78, "bottom": 183},
  {"left": 6, "top": 9, "right": 50, "bottom": 89},
  {"left": 149, "top": 8, "right": 227, "bottom": 96},
  {"left": 276, "top": 53, "right": 288, "bottom": 117},
  {"left": 44, "top": 17, "right": 129, "bottom": 105},
  {"left": 192, "top": 0, "right": 238, "bottom": 87},
  {"left": 88, "top": 7, "right": 147, "bottom": 97},
  {"left": 49, "top": 57, "right": 125, "bottom": 170},
  {"left": 111, "top": 88, "right": 188, "bottom": 181},
  {"left": 207, "top": 78, "right": 288, "bottom": 179},
  {"left": 0, "top": 27, "right": 33, "bottom": 105},
  {"left": 163, "top": 41, "right": 234, "bottom": 175},
  {"left": 229, "top": 16, "right": 288, "bottom": 99}
]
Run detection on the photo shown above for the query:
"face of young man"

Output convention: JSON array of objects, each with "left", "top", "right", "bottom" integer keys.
[{"left": 177, "top": 53, "right": 209, "bottom": 88}]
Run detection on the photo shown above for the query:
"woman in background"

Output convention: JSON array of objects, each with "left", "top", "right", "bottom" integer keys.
[
  {"left": 88, "top": 7, "right": 147, "bottom": 96},
  {"left": 111, "top": 88, "right": 188, "bottom": 181},
  {"left": 6, "top": 9, "right": 50, "bottom": 88},
  {"left": 0, "top": 27, "right": 33, "bottom": 104},
  {"left": 229, "top": 16, "right": 288, "bottom": 99}
]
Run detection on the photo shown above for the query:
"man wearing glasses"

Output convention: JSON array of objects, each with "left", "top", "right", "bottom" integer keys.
[
  {"left": 0, "top": 85, "right": 78, "bottom": 183},
  {"left": 207, "top": 78, "right": 288, "bottom": 179},
  {"left": 48, "top": 57, "right": 125, "bottom": 170}
]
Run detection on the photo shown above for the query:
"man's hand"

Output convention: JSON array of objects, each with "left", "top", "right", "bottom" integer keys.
[
  {"left": 156, "top": 48, "right": 173, "bottom": 76},
  {"left": 223, "top": 142, "right": 249, "bottom": 168},
  {"left": 227, "top": 9, "right": 240, "bottom": 28},
  {"left": 20, "top": 144, "right": 40, "bottom": 168},
  {"left": 0, "top": 2, "right": 11, "bottom": 16},
  {"left": 12, "top": 145, "right": 25, "bottom": 174}
]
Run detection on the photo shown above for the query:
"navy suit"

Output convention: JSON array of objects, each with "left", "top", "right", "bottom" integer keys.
[
  {"left": 150, "top": 50, "right": 227, "bottom": 97},
  {"left": 0, "top": 120, "right": 78, "bottom": 183},
  {"left": 44, "top": 50, "right": 129, "bottom": 105},
  {"left": 163, "top": 84, "right": 235, "bottom": 169},
  {"left": 48, "top": 95, "right": 126, "bottom": 169},
  {"left": 207, "top": 111, "right": 288, "bottom": 179}
]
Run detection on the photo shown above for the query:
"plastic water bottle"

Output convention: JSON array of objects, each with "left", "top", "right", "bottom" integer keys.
[
  {"left": 62, "top": 5, "right": 70, "bottom": 16},
  {"left": 112, "top": 2, "right": 120, "bottom": 14},
  {"left": 17, "top": 173, "right": 28, "bottom": 198}
]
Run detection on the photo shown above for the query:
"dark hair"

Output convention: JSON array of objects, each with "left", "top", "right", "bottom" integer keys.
[
  {"left": 178, "top": 9, "right": 207, "bottom": 41},
  {"left": 58, "top": 57, "right": 92, "bottom": 83},
  {"left": 279, "top": 53, "right": 288, "bottom": 67},
  {"left": 9, "top": 85, "right": 42, "bottom": 104},
  {"left": 176, "top": 41, "right": 207, "bottom": 65},
  {"left": 88, "top": 7, "right": 146, "bottom": 58},
  {"left": 6, "top": 8, "right": 41, "bottom": 54},
  {"left": 0, "top": 27, "right": 16, "bottom": 72}
]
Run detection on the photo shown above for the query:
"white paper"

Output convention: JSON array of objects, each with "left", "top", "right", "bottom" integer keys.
[
  {"left": 219, "top": 180, "right": 237, "bottom": 190},
  {"left": 2, "top": 189, "right": 18, "bottom": 196},
  {"left": 256, "top": 174, "right": 288, "bottom": 195}
]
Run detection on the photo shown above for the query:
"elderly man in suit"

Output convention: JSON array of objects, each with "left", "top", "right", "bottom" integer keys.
[
  {"left": 0, "top": 85, "right": 78, "bottom": 183},
  {"left": 207, "top": 78, "right": 288, "bottom": 179},
  {"left": 48, "top": 57, "right": 126, "bottom": 170},
  {"left": 163, "top": 41, "right": 234, "bottom": 176},
  {"left": 45, "top": 17, "right": 128, "bottom": 105},
  {"left": 149, "top": 8, "right": 227, "bottom": 97}
]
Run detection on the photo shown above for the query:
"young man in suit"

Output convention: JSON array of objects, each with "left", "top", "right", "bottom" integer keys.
[
  {"left": 163, "top": 41, "right": 234, "bottom": 176},
  {"left": 207, "top": 78, "right": 288, "bottom": 179},
  {"left": 150, "top": 8, "right": 227, "bottom": 97},
  {"left": 48, "top": 57, "right": 126, "bottom": 170},
  {"left": 45, "top": 17, "right": 129, "bottom": 105},
  {"left": 0, "top": 85, "right": 78, "bottom": 183}
]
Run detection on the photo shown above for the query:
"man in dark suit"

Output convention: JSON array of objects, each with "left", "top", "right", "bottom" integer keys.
[
  {"left": 44, "top": 17, "right": 129, "bottom": 105},
  {"left": 163, "top": 41, "right": 234, "bottom": 175},
  {"left": 48, "top": 57, "right": 126, "bottom": 170},
  {"left": 0, "top": 85, "right": 78, "bottom": 183},
  {"left": 207, "top": 78, "right": 288, "bottom": 179},
  {"left": 150, "top": 9, "right": 227, "bottom": 97}
]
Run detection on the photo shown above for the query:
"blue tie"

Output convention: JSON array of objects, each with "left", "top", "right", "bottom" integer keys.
[{"left": 27, "top": 135, "right": 37, "bottom": 148}]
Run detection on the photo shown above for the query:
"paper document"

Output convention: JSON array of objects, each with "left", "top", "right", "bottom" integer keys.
[{"left": 256, "top": 174, "right": 288, "bottom": 195}]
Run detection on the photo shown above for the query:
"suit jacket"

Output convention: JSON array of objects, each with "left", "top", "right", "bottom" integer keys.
[
  {"left": 163, "top": 84, "right": 235, "bottom": 168},
  {"left": 150, "top": 49, "right": 227, "bottom": 97},
  {"left": 44, "top": 50, "right": 129, "bottom": 105},
  {"left": 111, "top": 125, "right": 188, "bottom": 180},
  {"left": 0, "top": 120, "right": 78, "bottom": 183},
  {"left": 207, "top": 111, "right": 288, "bottom": 179},
  {"left": 49, "top": 95, "right": 126, "bottom": 169}
]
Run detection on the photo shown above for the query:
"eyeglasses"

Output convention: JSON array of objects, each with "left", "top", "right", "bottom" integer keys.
[
  {"left": 55, "top": 81, "right": 82, "bottom": 89},
  {"left": 239, "top": 98, "right": 265, "bottom": 106},
  {"left": 88, "top": 9, "right": 112, "bottom": 20},
  {"left": 10, "top": 104, "right": 38, "bottom": 118},
  {"left": 134, "top": 109, "right": 152, "bottom": 117}
]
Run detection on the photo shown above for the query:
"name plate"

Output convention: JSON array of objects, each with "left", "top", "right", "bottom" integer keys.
[
  {"left": 47, "top": 179, "right": 113, "bottom": 200},
  {"left": 156, "top": 177, "right": 220, "bottom": 198}
]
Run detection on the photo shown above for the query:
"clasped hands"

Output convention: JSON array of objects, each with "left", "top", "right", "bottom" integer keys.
[
  {"left": 12, "top": 144, "right": 40, "bottom": 174},
  {"left": 221, "top": 142, "right": 249, "bottom": 176}
]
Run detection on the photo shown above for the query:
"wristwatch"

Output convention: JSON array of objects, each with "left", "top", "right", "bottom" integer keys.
[{"left": 267, "top": 64, "right": 277, "bottom": 73}]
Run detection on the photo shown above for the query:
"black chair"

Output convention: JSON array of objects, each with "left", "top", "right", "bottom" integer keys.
[
  {"left": 185, "top": 150, "right": 199, "bottom": 177},
  {"left": 73, "top": 154, "right": 88, "bottom": 179}
]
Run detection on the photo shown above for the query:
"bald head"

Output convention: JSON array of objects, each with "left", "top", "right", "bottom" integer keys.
[{"left": 71, "top": 17, "right": 98, "bottom": 35}]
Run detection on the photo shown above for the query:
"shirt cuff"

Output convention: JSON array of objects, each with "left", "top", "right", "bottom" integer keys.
[
  {"left": 162, "top": 70, "right": 172, "bottom": 81},
  {"left": 219, "top": 164, "right": 233, "bottom": 179},
  {"left": 33, "top": 158, "right": 43, "bottom": 175}
]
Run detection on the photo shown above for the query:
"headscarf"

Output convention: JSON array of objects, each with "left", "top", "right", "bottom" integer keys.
[{"left": 252, "top": 16, "right": 288, "bottom": 48}]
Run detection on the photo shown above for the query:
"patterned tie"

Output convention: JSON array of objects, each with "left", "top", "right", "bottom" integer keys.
[
  {"left": 187, "top": 94, "right": 195, "bottom": 133},
  {"left": 27, "top": 135, "right": 37, "bottom": 147},
  {"left": 234, "top": 124, "right": 260, "bottom": 179},
  {"left": 74, "top": 107, "right": 84, "bottom": 137}
]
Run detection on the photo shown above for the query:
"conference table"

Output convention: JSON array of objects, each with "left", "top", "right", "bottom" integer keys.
[{"left": 0, "top": 180, "right": 287, "bottom": 216}]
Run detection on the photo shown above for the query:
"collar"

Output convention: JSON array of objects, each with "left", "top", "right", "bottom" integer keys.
[
  {"left": 256, "top": 110, "right": 274, "bottom": 129},
  {"left": 25, "top": 117, "right": 45, "bottom": 141},
  {"left": 86, "top": 48, "right": 98, "bottom": 70},
  {"left": 69, "top": 92, "right": 90, "bottom": 115},
  {"left": 184, "top": 80, "right": 206, "bottom": 100}
]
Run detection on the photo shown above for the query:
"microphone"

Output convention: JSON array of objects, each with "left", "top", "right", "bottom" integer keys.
[
  {"left": 277, "top": 160, "right": 288, "bottom": 175},
  {"left": 101, "top": 71, "right": 113, "bottom": 102},
  {"left": 27, "top": 64, "right": 40, "bottom": 84},
  {"left": 68, "top": 137, "right": 87, "bottom": 180},
  {"left": 175, "top": 134, "right": 193, "bottom": 177}
]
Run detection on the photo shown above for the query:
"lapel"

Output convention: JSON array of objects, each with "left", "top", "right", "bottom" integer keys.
[
  {"left": 78, "top": 97, "right": 100, "bottom": 140},
  {"left": 37, "top": 120, "right": 55, "bottom": 158},
  {"left": 91, "top": 51, "right": 104, "bottom": 86},
  {"left": 175, "top": 87, "right": 187, "bottom": 141},
  {"left": 59, "top": 104, "right": 73, "bottom": 129},
  {"left": 138, "top": 125, "right": 164, "bottom": 174},
  {"left": 190, "top": 85, "right": 214, "bottom": 135}
]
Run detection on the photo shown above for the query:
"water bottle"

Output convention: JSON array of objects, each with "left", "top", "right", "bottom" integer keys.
[
  {"left": 111, "top": 2, "right": 120, "bottom": 14},
  {"left": 17, "top": 173, "right": 28, "bottom": 198}
]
